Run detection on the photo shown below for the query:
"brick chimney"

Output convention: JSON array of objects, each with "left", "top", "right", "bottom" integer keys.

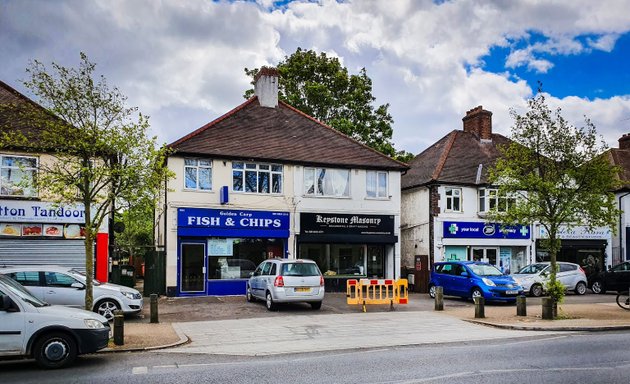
[
  {"left": 619, "top": 134, "right": 630, "bottom": 150},
  {"left": 254, "top": 67, "right": 279, "bottom": 108},
  {"left": 462, "top": 106, "right": 493, "bottom": 140}
]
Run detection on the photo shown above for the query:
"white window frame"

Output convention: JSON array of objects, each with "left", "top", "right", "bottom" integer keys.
[
  {"left": 445, "top": 187, "right": 462, "bottom": 212},
  {"left": 184, "top": 158, "right": 212, "bottom": 191},
  {"left": 478, "top": 188, "right": 516, "bottom": 213},
  {"left": 366, "top": 170, "right": 388, "bottom": 199},
  {"left": 0, "top": 154, "right": 38, "bottom": 197},
  {"left": 304, "top": 167, "right": 350, "bottom": 197},
  {"left": 232, "top": 161, "right": 282, "bottom": 194}
]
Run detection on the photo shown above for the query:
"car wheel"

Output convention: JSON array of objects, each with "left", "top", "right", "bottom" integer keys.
[
  {"left": 574, "top": 281, "right": 587, "bottom": 295},
  {"left": 310, "top": 301, "right": 322, "bottom": 310},
  {"left": 95, "top": 299, "right": 120, "bottom": 321},
  {"left": 246, "top": 285, "right": 256, "bottom": 302},
  {"left": 530, "top": 284, "right": 543, "bottom": 297},
  {"left": 33, "top": 332, "right": 77, "bottom": 369},
  {"left": 591, "top": 280, "right": 605, "bottom": 294},
  {"left": 471, "top": 287, "right": 483, "bottom": 300},
  {"left": 265, "top": 291, "right": 276, "bottom": 311},
  {"left": 428, "top": 285, "right": 436, "bottom": 299}
]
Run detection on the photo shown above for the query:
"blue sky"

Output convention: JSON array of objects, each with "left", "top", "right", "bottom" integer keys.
[{"left": 1, "top": 0, "right": 629, "bottom": 154}]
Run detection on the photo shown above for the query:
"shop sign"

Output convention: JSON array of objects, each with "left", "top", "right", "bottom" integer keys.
[
  {"left": 538, "top": 225, "right": 611, "bottom": 240},
  {"left": 178, "top": 208, "right": 290, "bottom": 231},
  {"left": 443, "top": 221, "right": 530, "bottom": 239},
  {"left": 0, "top": 200, "right": 87, "bottom": 224},
  {"left": 300, "top": 213, "right": 394, "bottom": 236}
]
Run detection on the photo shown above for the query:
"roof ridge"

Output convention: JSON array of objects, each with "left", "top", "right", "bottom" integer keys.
[
  {"left": 431, "top": 130, "right": 458, "bottom": 181},
  {"left": 168, "top": 97, "right": 258, "bottom": 148},
  {"left": 278, "top": 100, "right": 409, "bottom": 169}
]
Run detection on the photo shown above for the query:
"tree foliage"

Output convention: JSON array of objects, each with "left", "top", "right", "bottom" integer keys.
[
  {"left": 488, "top": 90, "right": 621, "bottom": 307},
  {"left": 244, "top": 48, "right": 412, "bottom": 162},
  {"left": 0, "top": 53, "right": 170, "bottom": 310}
]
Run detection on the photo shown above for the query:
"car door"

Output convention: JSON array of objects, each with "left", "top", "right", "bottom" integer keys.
[
  {"left": 251, "top": 262, "right": 268, "bottom": 298},
  {"left": 557, "top": 263, "right": 578, "bottom": 289},
  {"left": 438, "top": 263, "right": 457, "bottom": 296},
  {"left": 450, "top": 264, "right": 470, "bottom": 297},
  {"left": 608, "top": 262, "right": 630, "bottom": 292},
  {"left": 0, "top": 287, "right": 25, "bottom": 355},
  {"left": 43, "top": 271, "right": 83, "bottom": 308}
]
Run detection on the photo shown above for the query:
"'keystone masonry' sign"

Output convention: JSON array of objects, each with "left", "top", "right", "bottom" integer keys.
[{"left": 301, "top": 213, "right": 394, "bottom": 236}]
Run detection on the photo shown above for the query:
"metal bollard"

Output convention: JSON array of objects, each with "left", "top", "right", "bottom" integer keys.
[
  {"left": 516, "top": 295, "right": 527, "bottom": 316},
  {"left": 113, "top": 310, "right": 124, "bottom": 346},
  {"left": 150, "top": 293, "right": 159, "bottom": 323},
  {"left": 434, "top": 286, "right": 444, "bottom": 311},
  {"left": 542, "top": 297, "right": 553, "bottom": 320},
  {"left": 474, "top": 296, "right": 485, "bottom": 318}
]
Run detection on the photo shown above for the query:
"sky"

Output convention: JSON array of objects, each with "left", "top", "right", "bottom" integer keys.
[{"left": 1, "top": 0, "right": 629, "bottom": 155}]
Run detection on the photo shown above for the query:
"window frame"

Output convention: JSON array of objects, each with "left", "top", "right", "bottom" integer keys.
[
  {"left": 184, "top": 158, "right": 213, "bottom": 192},
  {"left": 232, "top": 161, "right": 282, "bottom": 195},
  {"left": 0, "top": 154, "right": 39, "bottom": 198},
  {"left": 478, "top": 188, "right": 516, "bottom": 213},
  {"left": 444, "top": 187, "right": 462, "bottom": 212},
  {"left": 304, "top": 167, "right": 351, "bottom": 198},
  {"left": 366, "top": 170, "right": 389, "bottom": 199}
]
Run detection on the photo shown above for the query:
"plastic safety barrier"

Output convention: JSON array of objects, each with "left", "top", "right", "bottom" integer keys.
[{"left": 346, "top": 278, "right": 409, "bottom": 312}]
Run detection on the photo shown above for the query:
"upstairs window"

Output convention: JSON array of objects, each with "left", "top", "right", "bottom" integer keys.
[
  {"left": 445, "top": 187, "right": 461, "bottom": 212},
  {"left": 366, "top": 171, "right": 388, "bottom": 198},
  {"left": 479, "top": 188, "right": 516, "bottom": 213},
  {"left": 0, "top": 155, "right": 38, "bottom": 197},
  {"left": 184, "top": 158, "right": 212, "bottom": 191},
  {"left": 304, "top": 167, "right": 350, "bottom": 197},
  {"left": 232, "top": 162, "right": 282, "bottom": 194}
]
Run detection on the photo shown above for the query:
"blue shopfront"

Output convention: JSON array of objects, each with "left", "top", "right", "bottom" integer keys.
[{"left": 176, "top": 207, "right": 290, "bottom": 296}]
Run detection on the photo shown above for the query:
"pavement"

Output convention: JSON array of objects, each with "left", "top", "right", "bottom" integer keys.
[{"left": 102, "top": 291, "right": 630, "bottom": 355}]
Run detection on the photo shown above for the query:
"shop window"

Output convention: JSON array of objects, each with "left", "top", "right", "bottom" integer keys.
[
  {"left": 206, "top": 238, "right": 284, "bottom": 280},
  {"left": 0, "top": 154, "right": 38, "bottom": 197},
  {"left": 445, "top": 187, "right": 461, "bottom": 212},
  {"left": 304, "top": 167, "right": 350, "bottom": 197},
  {"left": 184, "top": 158, "right": 212, "bottom": 191},
  {"left": 299, "top": 243, "right": 369, "bottom": 277},
  {"left": 366, "top": 171, "right": 388, "bottom": 198},
  {"left": 232, "top": 162, "right": 282, "bottom": 194},
  {"left": 478, "top": 188, "right": 516, "bottom": 213}
]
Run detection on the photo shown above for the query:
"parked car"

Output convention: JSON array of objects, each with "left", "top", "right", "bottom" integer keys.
[
  {"left": 0, "top": 273, "right": 110, "bottom": 369},
  {"left": 589, "top": 261, "right": 630, "bottom": 294},
  {"left": 247, "top": 258, "right": 325, "bottom": 310},
  {"left": 0, "top": 265, "right": 143, "bottom": 320},
  {"left": 428, "top": 261, "right": 523, "bottom": 302},
  {"left": 511, "top": 262, "right": 588, "bottom": 297}
]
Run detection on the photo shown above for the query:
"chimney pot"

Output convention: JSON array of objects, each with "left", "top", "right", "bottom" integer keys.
[
  {"left": 463, "top": 106, "right": 492, "bottom": 140},
  {"left": 254, "top": 67, "right": 279, "bottom": 108}
]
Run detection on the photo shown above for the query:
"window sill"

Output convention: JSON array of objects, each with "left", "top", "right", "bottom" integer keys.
[
  {"left": 303, "top": 195, "right": 351, "bottom": 199},
  {"left": 365, "top": 196, "right": 390, "bottom": 201},
  {"left": 231, "top": 191, "right": 284, "bottom": 196},
  {"left": 183, "top": 189, "right": 214, "bottom": 193}
]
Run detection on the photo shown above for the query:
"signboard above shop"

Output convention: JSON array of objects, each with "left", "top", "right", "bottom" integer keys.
[
  {"left": 443, "top": 221, "right": 530, "bottom": 240},
  {"left": 177, "top": 208, "right": 290, "bottom": 238},
  {"left": 538, "top": 225, "right": 611, "bottom": 240},
  {"left": 0, "top": 200, "right": 87, "bottom": 224},
  {"left": 301, "top": 213, "right": 394, "bottom": 236}
]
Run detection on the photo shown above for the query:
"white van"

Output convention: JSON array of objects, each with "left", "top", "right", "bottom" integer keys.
[{"left": 0, "top": 274, "right": 110, "bottom": 369}]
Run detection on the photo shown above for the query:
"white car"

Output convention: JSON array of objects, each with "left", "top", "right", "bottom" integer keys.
[
  {"left": 1, "top": 265, "right": 143, "bottom": 320},
  {"left": 512, "top": 262, "right": 588, "bottom": 297}
]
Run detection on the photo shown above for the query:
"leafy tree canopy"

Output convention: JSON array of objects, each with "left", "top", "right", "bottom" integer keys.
[{"left": 244, "top": 48, "right": 412, "bottom": 162}]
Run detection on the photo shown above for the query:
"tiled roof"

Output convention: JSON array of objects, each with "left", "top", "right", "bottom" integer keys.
[
  {"left": 169, "top": 97, "right": 408, "bottom": 171},
  {"left": 0, "top": 80, "right": 48, "bottom": 143},
  {"left": 606, "top": 148, "right": 630, "bottom": 190},
  {"left": 402, "top": 130, "right": 512, "bottom": 189}
]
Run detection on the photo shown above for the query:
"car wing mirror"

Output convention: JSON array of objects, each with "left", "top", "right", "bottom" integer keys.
[
  {"left": 71, "top": 282, "right": 86, "bottom": 290},
  {"left": 460, "top": 272, "right": 468, "bottom": 277},
  {"left": 249, "top": 272, "right": 254, "bottom": 277},
  {"left": 0, "top": 294, "right": 18, "bottom": 312}
]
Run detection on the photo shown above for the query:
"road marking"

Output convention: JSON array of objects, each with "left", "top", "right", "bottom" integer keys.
[{"left": 132, "top": 366, "right": 148, "bottom": 375}]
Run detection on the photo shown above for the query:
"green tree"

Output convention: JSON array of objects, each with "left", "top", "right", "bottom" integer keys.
[
  {"left": 0, "top": 53, "right": 169, "bottom": 313},
  {"left": 244, "top": 48, "right": 412, "bottom": 161},
  {"left": 488, "top": 91, "right": 621, "bottom": 311}
]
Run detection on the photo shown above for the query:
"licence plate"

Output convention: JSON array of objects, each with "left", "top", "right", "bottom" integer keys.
[
  {"left": 295, "top": 287, "right": 311, "bottom": 292},
  {"left": 506, "top": 290, "right": 518, "bottom": 295}
]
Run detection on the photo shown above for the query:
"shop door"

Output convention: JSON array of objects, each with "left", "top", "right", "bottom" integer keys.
[
  {"left": 180, "top": 243, "right": 206, "bottom": 293},
  {"left": 471, "top": 247, "right": 498, "bottom": 266},
  {"left": 367, "top": 246, "right": 384, "bottom": 278}
]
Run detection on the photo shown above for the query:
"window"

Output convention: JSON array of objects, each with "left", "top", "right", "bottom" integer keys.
[
  {"left": 232, "top": 162, "right": 282, "bottom": 194},
  {"left": 184, "top": 158, "right": 212, "bottom": 191},
  {"left": 304, "top": 167, "right": 350, "bottom": 197},
  {"left": 0, "top": 155, "right": 38, "bottom": 197},
  {"left": 366, "top": 170, "right": 388, "bottom": 198},
  {"left": 7, "top": 271, "right": 40, "bottom": 286},
  {"left": 445, "top": 187, "right": 461, "bottom": 212},
  {"left": 44, "top": 272, "right": 77, "bottom": 287},
  {"left": 478, "top": 188, "right": 516, "bottom": 213}
]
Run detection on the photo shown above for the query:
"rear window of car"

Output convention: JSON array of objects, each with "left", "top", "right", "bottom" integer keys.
[
  {"left": 281, "top": 262, "right": 320, "bottom": 277},
  {"left": 434, "top": 264, "right": 453, "bottom": 275},
  {"left": 7, "top": 271, "right": 40, "bottom": 286},
  {"left": 517, "top": 264, "right": 547, "bottom": 274},
  {"left": 560, "top": 264, "right": 577, "bottom": 272}
]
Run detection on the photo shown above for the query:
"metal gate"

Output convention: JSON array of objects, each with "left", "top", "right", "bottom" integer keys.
[{"left": 0, "top": 239, "right": 89, "bottom": 271}]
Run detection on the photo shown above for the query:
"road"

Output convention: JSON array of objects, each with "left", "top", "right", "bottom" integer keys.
[{"left": 2, "top": 331, "right": 630, "bottom": 383}]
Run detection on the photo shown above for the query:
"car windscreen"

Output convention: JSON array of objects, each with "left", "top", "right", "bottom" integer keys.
[
  {"left": 281, "top": 263, "right": 320, "bottom": 277},
  {"left": 468, "top": 264, "right": 504, "bottom": 276},
  {"left": 517, "top": 264, "right": 547, "bottom": 274},
  {"left": 0, "top": 275, "right": 48, "bottom": 307}
]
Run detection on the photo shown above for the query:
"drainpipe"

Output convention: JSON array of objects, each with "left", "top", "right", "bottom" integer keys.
[{"left": 619, "top": 192, "right": 630, "bottom": 263}]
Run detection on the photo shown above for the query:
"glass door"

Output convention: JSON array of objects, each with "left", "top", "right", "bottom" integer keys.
[
  {"left": 471, "top": 247, "right": 498, "bottom": 267},
  {"left": 367, "top": 245, "right": 385, "bottom": 278},
  {"left": 180, "top": 243, "right": 206, "bottom": 293}
]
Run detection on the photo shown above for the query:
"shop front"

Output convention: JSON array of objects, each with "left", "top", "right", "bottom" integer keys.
[
  {"left": 297, "top": 212, "right": 397, "bottom": 292},
  {"left": 440, "top": 221, "right": 531, "bottom": 274},
  {"left": 176, "top": 207, "right": 290, "bottom": 296}
]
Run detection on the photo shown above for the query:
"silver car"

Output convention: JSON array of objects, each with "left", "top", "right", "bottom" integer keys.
[
  {"left": 512, "top": 262, "right": 588, "bottom": 297},
  {"left": 247, "top": 258, "right": 325, "bottom": 310},
  {"left": 1, "top": 265, "right": 143, "bottom": 320}
]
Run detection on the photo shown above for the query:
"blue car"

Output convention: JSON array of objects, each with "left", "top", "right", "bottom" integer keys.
[{"left": 428, "top": 261, "right": 523, "bottom": 302}]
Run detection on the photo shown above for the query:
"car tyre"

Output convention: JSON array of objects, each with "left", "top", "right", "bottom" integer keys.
[
  {"left": 471, "top": 287, "right": 483, "bottom": 300},
  {"left": 95, "top": 299, "right": 120, "bottom": 321},
  {"left": 33, "top": 332, "right": 77, "bottom": 369},
  {"left": 574, "top": 281, "right": 587, "bottom": 295},
  {"left": 591, "top": 280, "right": 605, "bottom": 294},
  {"left": 246, "top": 285, "right": 256, "bottom": 302},
  {"left": 530, "top": 284, "right": 543, "bottom": 297},
  {"left": 428, "top": 285, "right": 436, "bottom": 299},
  {"left": 265, "top": 291, "right": 276, "bottom": 311},
  {"left": 310, "top": 301, "right": 322, "bottom": 310}
]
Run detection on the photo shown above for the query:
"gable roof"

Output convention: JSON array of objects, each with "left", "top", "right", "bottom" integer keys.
[
  {"left": 168, "top": 97, "right": 408, "bottom": 171},
  {"left": 402, "top": 130, "right": 512, "bottom": 189},
  {"left": 605, "top": 148, "right": 630, "bottom": 191},
  {"left": 0, "top": 80, "right": 51, "bottom": 145}
]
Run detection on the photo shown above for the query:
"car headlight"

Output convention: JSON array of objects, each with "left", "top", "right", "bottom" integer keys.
[
  {"left": 482, "top": 278, "right": 496, "bottom": 287},
  {"left": 84, "top": 319, "right": 106, "bottom": 329},
  {"left": 122, "top": 291, "right": 138, "bottom": 300}
]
